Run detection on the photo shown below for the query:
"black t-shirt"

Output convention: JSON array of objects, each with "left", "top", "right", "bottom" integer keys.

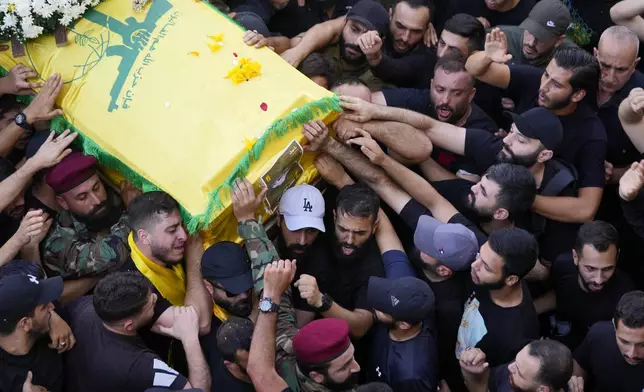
[
  {"left": 267, "top": 0, "right": 355, "bottom": 38},
  {"left": 458, "top": 282, "right": 539, "bottom": 367},
  {"left": 25, "top": 187, "right": 57, "bottom": 218},
  {"left": 506, "top": 65, "right": 607, "bottom": 189},
  {"left": 63, "top": 297, "right": 188, "bottom": 392},
  {"left": 0, "top": 212, "right": 19, "bottom": 247},
  {"left": 446, "top": 0, "right": 536, "bottom": 27},
  {"left": 431, "top": 178, "right": 490, "bottom": 238},
  {"left": 551, "top": 254, "right": 634, "bottom": 349},
  {"left": 286, "top": 236, "right": 333, "bottom": 312},
  {"left": 398, "top": 198, "right": 475, "bottom": 386},
  {"left": 574, "top": 321, "right": 644, "bottom": 392},
  {"left": 0, "top": 337, "right": 63, "bottom": 392},
  {"left": 373, "top": 40, "right": 437, "bottom": 89},
  {"left": 598, "top": 71, "right": 644, "bottom": 168},
  {"left": 368, "top": 319, "right": 438, "bottom": 392}
]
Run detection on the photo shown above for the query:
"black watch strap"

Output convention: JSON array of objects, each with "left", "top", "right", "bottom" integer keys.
[
  {"left": 316, "top": 294, "right": 333, "bottom": 313},
  {"left": 14, "top": 112, "right": 32, "bottom": 131}
]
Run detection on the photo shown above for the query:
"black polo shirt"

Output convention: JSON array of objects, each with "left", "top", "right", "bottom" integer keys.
[
  {"left": 551, "top": 254, "right": 634, "bottom": 350},
  {"left": 368, "top": 318, "right": 438, "bottom": 392},
  {"left": 63, "top": 296, "right": 188, "bottom": 392},
  {"left": 488, "top": 365, "right": 513, "bottom": 392},
  {"left": 286, "top": 236, "right": 333, "bottom": 313},
  {"left": 506, "top": 64, "right": 608, "bottom": 189},
  {"left": 372, "top": 40, "right": 437, "bottom": 89},
  {"left": 574, "top": 321, "right": 644, "bottom": 392},
  {"left": 267, "top": 0, "right": 355, "bottom": 38},
  {"left": 597, "top": 71, "right": 644, "bottom": 168},
  {"left": 445, "top": 0, "right": 535, "bottom": 27},
  {"left": 457, "top": 282, "right": 539, "bottom": 367},
  {"left": 0, "top": 337, "right": 63, "bottom": 392}
]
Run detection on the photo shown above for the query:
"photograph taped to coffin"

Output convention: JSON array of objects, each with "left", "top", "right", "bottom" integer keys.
[{"left": 0, "top": 0, "right": 341, "bottom": 245}]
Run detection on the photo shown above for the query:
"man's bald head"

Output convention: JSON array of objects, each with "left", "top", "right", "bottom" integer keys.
[{"left": 595, "top": 26, "right": 641, "bottom": 95}]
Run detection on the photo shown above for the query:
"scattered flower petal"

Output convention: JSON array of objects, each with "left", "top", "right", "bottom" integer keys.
[
  {"left": 260, "top": 102, "right": 268, "bottom": 111},
  {"left": 188, "top": 51, "right": 200, "bottom": 56},
  {"left": 226, "top": 57, "right": 262, "bottom": 85}
]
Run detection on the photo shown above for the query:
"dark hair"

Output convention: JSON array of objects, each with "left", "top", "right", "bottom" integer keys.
[
  {"left": 614, "top": 290, "right": 644, "bottom": 329},
  {"left": 336, "top": 183, "right": 380, "bottom": 222},
  {"left": 574, "top": 221, "right": 619, "bottom": 256},
  {"left": 434, "top": 52, "right": 474, "bottom": 87},
  {"left": 329, "top": 77, "right": 370, "bottom": 92},
  {"left": 484, "top": 163, "right": 537, "bottom": 220},
  {"left": 0, "top": 156, "right": 16, "bottom": 183},
  {"left": 298, "top": 53, "right": 336, "bottom": 85},
  {"left": 356, "top": 382, "right": 394, "bottom": 392},
  {"left": 297, "top": 360, "right": 331, "bottom": 378},
  {"left": 443, "top": 14, "right": 485, "bottom": 53},
  {"left": 552, "top": 47, "right": 600, "bottom": 99},
  {"left": 488, "top": 227, "right": 538, "bottom": 279},
  {"left": 216, "top": 316, "right": 254, "bottom": 363},
  {"left": 528, "top": 340, "right": 573, "bottom": 390},
  {"left": 0, "top": 260, "right": 46, "bottom": 279},
  {"left": 128, "top": 191, "right": 180, "bottom": 239},
  {"left": 395, "top": 0, "right": 433, "bottom": 16},
  {"left": 93, "top": 272, "right": 151, "bottom": 323}
]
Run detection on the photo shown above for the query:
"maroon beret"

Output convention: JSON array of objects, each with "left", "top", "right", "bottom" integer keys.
[
  {"left": 45, "top": 152, "right": 98, "bottom": 194},
  {"left": 293, "top": 318, "right": 351, "bottom": 365}
]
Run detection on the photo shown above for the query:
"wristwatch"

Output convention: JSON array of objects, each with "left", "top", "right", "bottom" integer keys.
[
  {"left": 315, "top": 294, "right": 333, "bottom": 313},
  {"left": 258, "top": 297, "right": 279, "bottom": 313},
  {"left": 14, "top": 112, "right": 32, "bottom": 131}
]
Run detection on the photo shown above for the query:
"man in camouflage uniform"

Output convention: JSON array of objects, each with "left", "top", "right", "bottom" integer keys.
[
  {"left": 232, "top": 178, "right": 360, "bottom": 392},
  {"left": 43, "top": 152, "right": 138, "bottom": 280}
]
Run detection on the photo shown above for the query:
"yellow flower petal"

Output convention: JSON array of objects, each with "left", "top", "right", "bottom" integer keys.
[
  {"left": 244, "top": 137, "right": 257, "bottom": 151},
  {"left": 225, "top": 57, "right": 262, "bottom": 84},
  {"left": 208, "top": 33, "right": 224, "bottom": 42},
  {"left": 187, "top": 51, "right": 200, "bottom": 56},
  {"left": 208, "top": 42, "right": 223, "bottom": 53}
]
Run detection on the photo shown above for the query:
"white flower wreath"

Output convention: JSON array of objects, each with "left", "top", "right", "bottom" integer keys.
[{"left": 0, "top": 0, "right": 102, "bottom": 42}]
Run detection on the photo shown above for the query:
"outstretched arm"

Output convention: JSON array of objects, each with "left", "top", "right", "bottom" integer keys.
[
  {"left": 611, "top": 0, "right": 644, "bottom": 40},
  {"left": 532, "top": 187, "right": 603, "bottom": 223},
  {"left": 465, "top": 28, "right": 512, "bottom": 90},
  {"left": 280, "top": 17, "right": 345, "bottom": 67},
  {"left": 619, "top": 87, "right": 644, "bottom": 153}
]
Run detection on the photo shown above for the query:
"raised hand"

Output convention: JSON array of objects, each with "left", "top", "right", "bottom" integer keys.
[
  {"left": 485, "top": 28, "right": 512, "bottom": 63},
  {"left": 48, "top": 311, "right": 76, "bottom": 353},
  {"left": 302, "top": 120, "right": 330, "bottom": 152},
  {"left": 423, "top": 23, "right": 437, "bottom": 47},
  {"left": 119, "top": 181, "right": 141, "bottom": 209},
  {"left": 568, "top": 376, "right": 584, "bottom": 392},
  {"left": 22, "top": 371, "right": 48, "bottom": 392},
  {"left": 22, "top": 73, "right": 64, "bottom": 124},
  {"left": 231, "top": 178, "right": 267, "bottom": 222},
  {"left": 315, "top": 154, "right": 353, "bottom": 188},
  {"left": 346, "top": 131, "right": 386, "bottom": 165},
  {"left": 619, "top": 160, "right": 644, "bottom": 201},
  {"left": 156, "top": 306, "right": 200, "bottom": 343},
  {"left": 15, "top": 210, "right": 50, "bottom": 247},
  {"left": 458, "top": 347, "right": 489, "bottom": 375},
  {"left": 333, "top": 115, "right": 365, "bottom": 141},
  {"left": 338, "top": 95, "right": 379, "bottom": 123},
  {"left": 263, "top": 259, "right": 297, "bottom": 298},
  {"left": 28, "top": 130, "right": 78, "bottom": 171},
  {"left": 294, "top": 274, "right": 322, "bottom": 308},
  {"left": 357, "top": 31, "right": 382, "bottom": 64},
  {"left": 0, "top": 64, "right": 43, "bottom": 95},
  {"left": 629, "top": 87, "right": 644, "bottom": 115}
]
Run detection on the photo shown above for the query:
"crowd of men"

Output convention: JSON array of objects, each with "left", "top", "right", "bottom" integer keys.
[{"left": 2, "top": 0, "right": 644, "bottom": 391}]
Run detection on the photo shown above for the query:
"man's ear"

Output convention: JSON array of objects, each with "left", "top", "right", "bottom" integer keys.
[
  {"left": 123, "top": 319, "right": 136, "bottom": 333},
  {"left": 504, "top": 274, "right": 519, "bottom": 287},
  {"left": 137, "top": 229, "right": 151, "bottom": 245},
  {"left": 17, "top": 316, "right": 32, "bottom": 333},
  {"left": 203, "top": 279, "right": 214, "bottom": 297},
  {"left": 571, "top": 89, "right": 587, "bottom": 103},
  {"left": 493, "top": 208, "right": 509, "bottom": 221},
  {"left": 572, "top": 249, "right": 579, "bottom": 266},
  {"left": 372, "top": 215, "right": 380, "bottom": 235},
  {"left": 593, "top": 47, "right": 598, "bottom": 58},
  {"left": 55, "top": 195, "right": 69, "bottom": 211},
  {"left": 537, "top": 149, "right": 553, "bottom": 163},
  {"left": 436, "top": 265, "right": 453, "bottom": 278}
]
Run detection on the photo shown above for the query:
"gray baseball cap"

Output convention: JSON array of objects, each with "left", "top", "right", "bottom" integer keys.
[
  {"left": 413, "top": 215, "right": 478, "bottom": 271},
  {"left": 519, "top": 0, "right": 571, "bottom": 41}
]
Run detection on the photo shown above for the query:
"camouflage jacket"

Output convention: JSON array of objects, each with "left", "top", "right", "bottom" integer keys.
[
  {"left": 238, "top": 219, "right": 354, "bottom": 392},
  {"left": 43, "top": 193, "right": 131, "bottom": 280}
]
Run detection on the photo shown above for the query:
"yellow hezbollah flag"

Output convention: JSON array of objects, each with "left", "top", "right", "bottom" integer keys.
[{"left": 0, "top": 0, "right": 340, "bottom": 245}]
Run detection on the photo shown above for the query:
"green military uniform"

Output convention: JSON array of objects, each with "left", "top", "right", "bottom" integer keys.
[
  {"left": 43, "top": 191, "right": 131, "bottom": 279},
  {"left": 324, "top": 44, "right": 386, "bottom": 91},
  {"left": 238, "top": 219, "right": 354, "bottom": 392},
  {"left": 499, "top": 25, "right": 578, "bottom": 68}
]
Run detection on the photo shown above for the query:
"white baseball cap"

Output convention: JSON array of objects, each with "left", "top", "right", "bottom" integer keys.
[{"left": 279, "top": 184, "right": 326, "bottom": 232}]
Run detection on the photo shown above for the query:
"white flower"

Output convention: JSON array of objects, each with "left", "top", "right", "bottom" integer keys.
[
  {"left": 22, "top": 20, "right": 43, "bottom": 38},
  {"left": 3, "top": 12, "right": 16, "bottom": 28}
]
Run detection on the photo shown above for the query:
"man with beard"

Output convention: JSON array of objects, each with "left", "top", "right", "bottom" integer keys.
[
  {"left": 214, "top": 317, "right": 256, "bottom": 392},
  {"left": 121, "top": 191, "right": 213, "bottom": 368},
  {"left": 0, "top": 274, "right": 66, "bottom": 392},
  {"left": 467, "top": 29, "right": 606, "bottom": 224},
  {"left": 535, "top": 221, "right": 634, "bottom": 350},
  {"left": 275, "top": 184, "right": 329, "bottom": 327},
  {"left": 64, "top": 272, "right": 210, "bottom": 392},
  {"left": 366, "top": 276, "right": 438, "bottom": 392},
  {"left": 459, "top": 339, "right": 573, "bottom": 392},
  {"left": 294, "top": 182, "right": 384, "bottom": 339},
  {"left": 571, "top": 290, "right": 644, "bottom": 391},
  {"left": 456, "top": 228, "right": 540, "bottom": 368},
  {"left": 43, "top": 152, "right": 140, "bottom": 280},
  {"left": 199, "top": 241, "right": 257, "bottom": 392},
  {"left": 401, "top": 105, "right": 579, "bottom": 265}
]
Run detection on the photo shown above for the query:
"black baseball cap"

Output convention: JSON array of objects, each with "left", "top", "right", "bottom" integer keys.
[
  {"left": 519, "top": 0, "right": 571, "bottom": 41},
  {"left": 346, "top": 0, "right": 389, "bottom": 38},
  {"left": 0, "top": 274, "right": 63, "bottom": 329},
  {"left": 201, "top": 241, "right": 253, "bottom": 295},
  {"left": 366, "top": 276, "right": 435, "bottom": 324},
  {"left": 505, "top": 107, "right": 563, "bottom": 151}
]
